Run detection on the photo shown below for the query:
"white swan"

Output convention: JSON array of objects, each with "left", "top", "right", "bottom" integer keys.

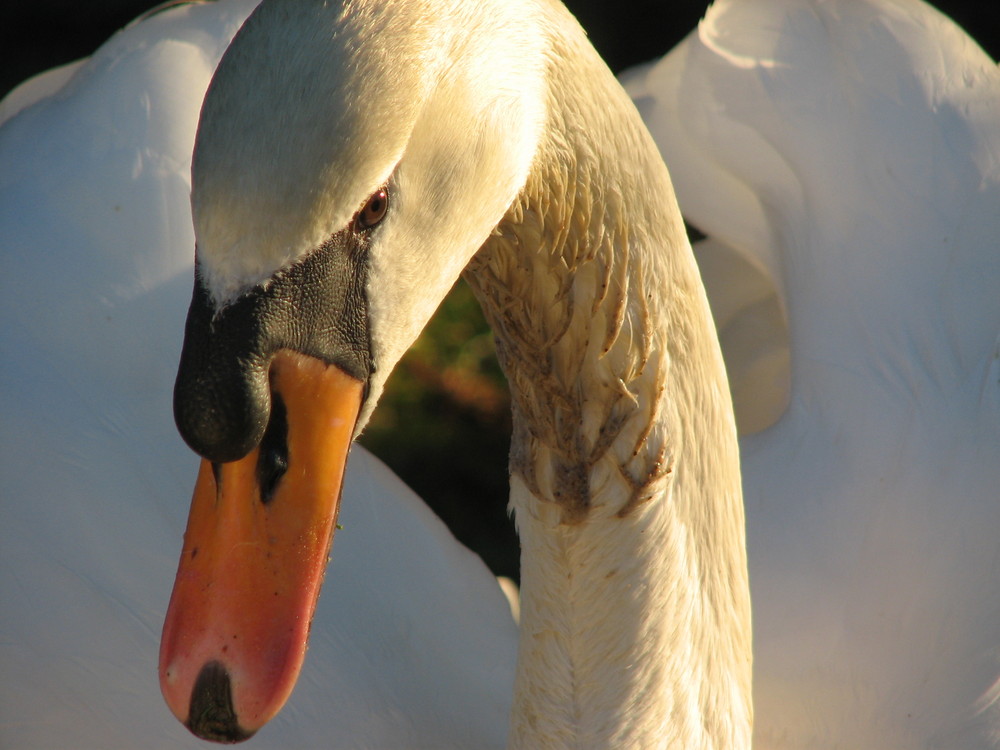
[
  {"left": 6, "top": 0, "right": 997, "bottom": 748},
  {"left": 625, "top": 0, "right": 1000, "bottom": 746},
  {"left": 157, "top": 0, "right": 750, "bottom": 747},
  {"left": 0, "top": 4, "right": 518, "bottom": 748}
]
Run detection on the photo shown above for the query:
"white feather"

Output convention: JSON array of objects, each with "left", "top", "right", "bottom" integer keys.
[{"left": 625, "top": 0, "right": 1000, "bottom": 746}]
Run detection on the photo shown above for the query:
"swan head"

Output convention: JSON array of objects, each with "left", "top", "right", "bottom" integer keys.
[
  {"left": 162, "top": 0, "right": 546, "bottom": 741},
  {"left": 178, "top": 0, "right": 546, "bottom": 455}
]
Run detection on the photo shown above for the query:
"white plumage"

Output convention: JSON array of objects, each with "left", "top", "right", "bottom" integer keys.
[
  {"left": 2, "top": 0, "right": 998, "bottom": 748},
  {"left": 626, "top": 0, "right": 1000, "bottom": 745}
]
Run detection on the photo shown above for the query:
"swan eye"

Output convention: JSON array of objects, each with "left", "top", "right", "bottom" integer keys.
[{"left": 356, "top": 187, "right": 389, "bottom": 231}]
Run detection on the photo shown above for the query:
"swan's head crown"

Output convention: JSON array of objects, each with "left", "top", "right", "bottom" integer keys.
[{"left": 192, "top": 0, "right": 548, "bottom": 308}]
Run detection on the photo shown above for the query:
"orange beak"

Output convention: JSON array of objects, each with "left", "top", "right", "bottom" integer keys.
[{"left": 159, "top": 349, "right": 363, "bottom": 742}]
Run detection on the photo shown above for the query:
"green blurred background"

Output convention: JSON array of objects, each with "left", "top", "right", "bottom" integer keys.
[{"left": 4, "top": 0, "right": 997, "bottom": 582}]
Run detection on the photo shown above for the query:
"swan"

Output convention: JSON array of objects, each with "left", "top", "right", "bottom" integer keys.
[
  {"left": 0, "top": 3, "right": 518, "bottom": 748},
  {"left": 625, "top": 0, "right": 1000, "bottom": 746},
  {"left": 8, "top": 0, "right": 994, "bottom": 748},
  {"left": 156, "top": 0, "right": 751, "bottom": 747}
]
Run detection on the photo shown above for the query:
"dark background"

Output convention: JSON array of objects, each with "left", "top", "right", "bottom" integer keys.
[{"left": 4, "top": 0, "right": 997, "bottom": 582}]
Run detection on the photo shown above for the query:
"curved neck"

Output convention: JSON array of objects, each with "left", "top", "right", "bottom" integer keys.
[{"left": 465, "top": 10, "right": 752, "bottom": 748}]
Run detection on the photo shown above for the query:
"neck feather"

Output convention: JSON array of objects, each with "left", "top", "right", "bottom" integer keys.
[{"left": 464, "top": 14, "right": 752, "bottom": 749}]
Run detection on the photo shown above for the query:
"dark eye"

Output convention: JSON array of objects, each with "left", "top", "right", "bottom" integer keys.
[{"left": 356, "top": 187, "right": 389, "bottom": 230}]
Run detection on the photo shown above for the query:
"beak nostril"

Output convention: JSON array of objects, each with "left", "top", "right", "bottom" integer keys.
[
  {"left": 257, "top": 391, "right": 289, "bottom": 504},
  {"left": 211, "top": 461, "right": 224, "bottom": 494}
]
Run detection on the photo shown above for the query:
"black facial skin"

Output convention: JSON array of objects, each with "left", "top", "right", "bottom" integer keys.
[{"left": 173, "top": 226, "right": 373, "bottom": 465}]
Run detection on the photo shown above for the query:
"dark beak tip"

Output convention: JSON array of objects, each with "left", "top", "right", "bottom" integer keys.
[{"left": 186, "top": 661, "right": 257, "bottom": 744}]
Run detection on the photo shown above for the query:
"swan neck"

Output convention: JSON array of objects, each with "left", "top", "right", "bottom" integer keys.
[{"left": 465, "top": 13, "right": 752, "bottom": 747}]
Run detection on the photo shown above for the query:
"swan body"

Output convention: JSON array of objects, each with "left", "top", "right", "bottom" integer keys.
[
  {"left": 0, "top": 4, "right": 517, "bottom": 747},
  {"left": 625, "top": 0, "right": 1000, "bottom": 746}
]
